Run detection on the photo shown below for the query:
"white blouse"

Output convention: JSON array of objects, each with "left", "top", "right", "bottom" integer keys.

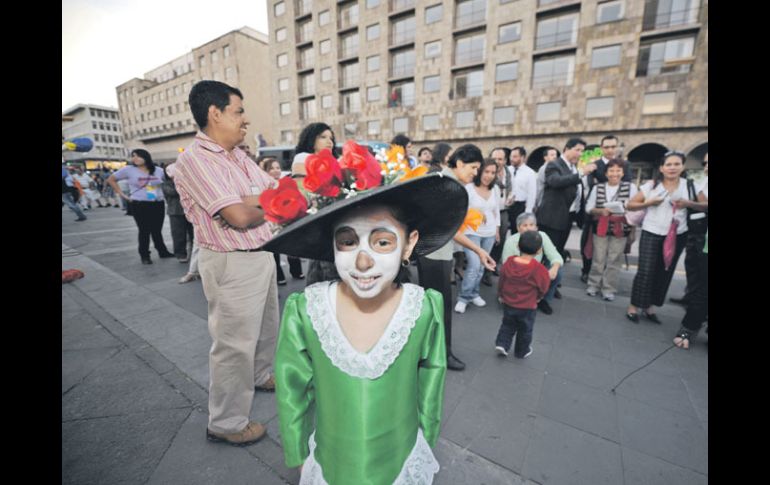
[
  {"left": 639, "top": 178, "right": 689, "bottom": 236},
  {"left": 464, "top": 183, "right": 501, "bottom": 238}
]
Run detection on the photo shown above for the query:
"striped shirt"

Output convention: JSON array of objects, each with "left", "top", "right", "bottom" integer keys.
[{"left": 174, "top": 131, "right": 276, "bottom": 252}]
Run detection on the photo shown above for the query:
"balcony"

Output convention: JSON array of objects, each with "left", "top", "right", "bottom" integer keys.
[
  {"left": 339, "top": 7, "right": 359, "bottom": 30},
  {"left": 390, "top": 0, "right": 415, "bottom": 12},
  {"left": 296, "top": 0, "right": 312, "bottom": 17},
  {"left": 643, "top": 1, "right": 701, "bottom": 31},
  {"left": 390, "top": 26, "right": 415, "bottom": 46}
]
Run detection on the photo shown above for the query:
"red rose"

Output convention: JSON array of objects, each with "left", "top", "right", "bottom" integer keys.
[
  {"left": 340, "top": 140, "right": 382, "bottom": 190},
  {"left": 259, "top": 177, "right": 308, "bottom": 224},
  {"left": 304, "top": 149, "right": 342, "bottom": 197}
]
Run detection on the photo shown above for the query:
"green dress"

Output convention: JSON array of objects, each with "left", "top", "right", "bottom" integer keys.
[{"left": 276, "top": 282, "right": 447, "bottom": 484}]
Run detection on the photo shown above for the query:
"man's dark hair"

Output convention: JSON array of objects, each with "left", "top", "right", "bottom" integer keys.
[
  {"left": 490, "top": 147, "right": 511, "bottom": 164},
  {"left": 600, "top": 135, "right": 618, "bottom": 147},
  {"left": 390, "top": 134, "right": 411, "bottom": 150},
  {"left": 295, "top": 122, "right": 337, "bottom": 156},
  {"left": 131, "top": 149, "right": 158, "bottom": 175},
  {"left": 418, "top": 147, "right": 432, "bottom": 158},
  {"left": 188, "top": 81, "right": 243, "bottom": 130},
  {"left": 518, "top": 230, "right": 543, "bottom": 256},
  {"left": 543, "top": 146, "right": 559, "bottom": 160},
  {"left": 564, "top": 138, "right": 587, "bottom": 151},
  {"left": 448, "top": 144, "right": 483, "bottom": 168},
  {"left": 511, "top": 146, "right": 527, "bottom": 157},
  {"left": 473, "top": 158, "right": 498, "bottom": 188}
]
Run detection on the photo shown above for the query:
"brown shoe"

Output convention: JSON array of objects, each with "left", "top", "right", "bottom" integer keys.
[
  {"left": 255, "top": 375, "right": 275, "bottom": 392},
  {"left": 206, "top": 421, "right": 266, "bottom": 446}
]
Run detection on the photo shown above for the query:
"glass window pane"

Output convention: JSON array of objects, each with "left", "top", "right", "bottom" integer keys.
[
  {"left": 591, "top": 45, "right": 621, "bottom": 68},
  {"left": 455, "top": 110, "right": 474, "bottom": 128},
  {"left": 586, "top": 97, "right": 614, "bottom": 118},
  {"left": 425, "top": 40, "right": 441, "bottom": 59},
  {"left": 426, "top": 4, "right": 443, "bottom": 25},
  {"left": 643, "top": 91, "right": 676, "bottom": 114},
  {"left": 393, "top": 117, "right": 409, "bottom": 133},
  {"left": 536, "top": 102, "right": 561, "bottom": 122},
  {"left": 496, "top": 62, "right": 518, "bottom": 82},
  {"left": 499, "top": 22, "right": 521, "bottom": 44},
  {"left": 423, "top": 114, "right": 439, "bottom": 131},
  {"left": 493, "top": 106, "right": 515, "bottom": 125},
  {"left": 423, "top": 75, "right": 440, "bottom": 93}
]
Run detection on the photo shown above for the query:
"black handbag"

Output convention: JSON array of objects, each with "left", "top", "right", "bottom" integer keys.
[{"left": 686, "top": 179, "right": 708, "bottom": 235}]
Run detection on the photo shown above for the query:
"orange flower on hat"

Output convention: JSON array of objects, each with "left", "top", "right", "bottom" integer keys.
[
  {"left": 458, "top": 208, "right": 483, "bottom": 234},
  {"left": 398, "top": 165, "right": 428, "bottom": 182}
]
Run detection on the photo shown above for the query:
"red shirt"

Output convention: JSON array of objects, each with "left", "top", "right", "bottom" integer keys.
[{"left": 498, "top": 256, "right": 551, "bottom": 310}]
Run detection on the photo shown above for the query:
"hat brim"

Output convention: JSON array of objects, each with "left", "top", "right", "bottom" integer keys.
[{"left": 260, "top": 173, "right": 468, "bottom": 262}]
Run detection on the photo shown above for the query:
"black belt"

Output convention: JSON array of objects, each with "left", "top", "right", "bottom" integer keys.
[{"left": 234, "top": 248, "right": 261, "bottom": 252}]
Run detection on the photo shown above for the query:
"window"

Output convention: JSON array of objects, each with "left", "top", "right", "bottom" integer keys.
[
  {"left": 299, "top": 72, "right": 315, "bottom": 96},
  {"left": 279, "top": 78, "right": 289, "bottom": 91},
  {"left": 637, "top": 36, "right": 695, "bottom": 76},
  {"left": 280, "top": 102, "right": 291, "bottom": 115},
  {"left": 392, "top": 0, "right": 415, "bottom": 9},
  {"left": 274, "top": 1, "right": 285, "bottom": 16},
  {"left": 367, "top": 55, "right": 380, "bottom": 72},
  {"left": 536, "top": 13, "right": 579, "bottom": 50},
  {"left": 455, "top": 110, "right": 474, "bottom": 129},
  {"left": 389, "top": 81, "right": 415, "bottom": 107},
  {"left": 322, "top": 95, "right": 333, "bottom": 109},
  {"left": 393, "top": 117, "right": 409, "bottom": 133},
  {"left": 423, "top": 114, "right": 439, "bottom": 131},
  {"left": 644, "top": 0, "right": 700, "bottom": 30},
  {"left": 320, "top": 39, "right": 331, "bottom": 54},
  {"left": 536, "top": 102, "right": 561, "bottom": 122},
  {"left": 425, "top": 4, "right": 442, "bottom": 24},
  {"left": 642, "top": 91, "right": 676, "bottom": 114},
  {"left": 211, "top": 50, "right": 218, "bottom": 63},
  {"left": 321, "top": 67, "right": 332, "bottom": 82},
  {"left": 223, "top": 45, "right": 231, "bottom": 57},
  {"left": 340, "top": 32, "right": 359, "bottom": 58},
  {"left": 277, "top": 53, "right": 288, "bottom": 67},
  {"left": 225, "top": 67, "right": 235, "bottom": 80},
  {"left": 199, "top": 55, "right": 206, "bottom": 67},
  {"left": 299, "top": 46, "right": 314, "bottom": 69},
  {"left": 495, "top": 61, "right": 518, "bottom": 82},
  {"left": 493, "top": 106, "right": 515, "bottom": 125},
  {"left": 499, "top": 22, "right": 521, "bottom": 44},
  {"left": 532, "top": 54, "right": 575, "bottom": 87},
  {"left": 296, "top": 0, "right": 312, "bottom": 16},
  {"left": 343, "top": 123, "right": 357, "bottom": 138},
  {"left": 455, "top": 0, "right": 487, "bottom": 29},
  {"left": 281, "top": 130, "right": 294, "bottom": 143},
  {"left": 368, "top": 120, "right": 381, "bottom": 136},
  {"left": 591, "top": 45, "right": 622, "bottom": 69},
  {"left": 298, "top": 19, "right": 313, "bottom": 43},
  {"left": 340, "top": 2, "right": 359, "bottom": 29},
  {"left": 453, "top": 69, "right": 484, "bottom": 98},
  {"left": 319, "top": 9, "right": 331, "bottom": 26},
  {"left": 597, "top": 0, "right": 624, "bottom": 23},
  {"left": 586, "top": 97, "right": 614, "bottom": 118},
  {"left": 367, "top": 85, "right": 380, "bottom": 102},
  {"left": 391, "top": 16, "right": 416, "bottom": 45},
  {"left": 340, "top": 62, "right": 359, "bottom": 88},
  {"left": 300, "top": 99, "right": 316, "bottom": 120},
  {"left": 342, "top": 91, "right": 361, "bottom": 114},
  {"left": 276, "top": 27, "right": 287, "bottom": 42},
  {"left": 424, "top": 40, "right": 441, "bottom": 59},
  {"left": 423, "top": 75, "right": 440, "bottom": 93},
  {"left": 391, "top": 49, "right": 415, "bottom": 77},
  {"left": 367, "top": 0, "right": 380, "bottom": 7},
  {"left": 454, "top": 33, "right": 485, "bottom": 65},
  {"left": 363, "top": 25, "right": 378, "bottom": 44}
]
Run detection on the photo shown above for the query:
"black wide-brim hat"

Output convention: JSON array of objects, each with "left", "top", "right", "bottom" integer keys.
[{"left": 261, "top": 173, "right": 468, "bottom": 262}]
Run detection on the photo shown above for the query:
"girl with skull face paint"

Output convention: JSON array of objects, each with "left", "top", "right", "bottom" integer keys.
[{"left": 262, "top": 174, "right": 468, "bottom": 484}]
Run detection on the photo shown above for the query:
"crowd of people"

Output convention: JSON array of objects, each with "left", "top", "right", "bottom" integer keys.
[{"left": 63, "top": 79, "right": 708, "bottom": 483}]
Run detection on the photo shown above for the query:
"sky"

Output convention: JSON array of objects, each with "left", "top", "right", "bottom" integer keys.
[{"left": 62, "top": 0, "right": 269, "bottom": 112}]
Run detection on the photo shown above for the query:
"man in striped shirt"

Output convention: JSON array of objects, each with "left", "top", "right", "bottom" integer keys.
[{"left": 174, "top": 81, "right": 278, "bottom": 447}]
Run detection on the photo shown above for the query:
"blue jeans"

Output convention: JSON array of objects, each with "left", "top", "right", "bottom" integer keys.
[
  {"left": 495, "top": 304, "right": 536, "bottom": 357},
  {"left": 458, "top": 235, "right": 496, "bottom": 303},
  {"left": 543, "top": 261, "right": 562, "bottom": 303},
  {"left": 62, "top": 192, "right": 86, "bottom": 220}
]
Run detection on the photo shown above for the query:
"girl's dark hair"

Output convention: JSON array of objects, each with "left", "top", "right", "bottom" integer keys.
[
  {"left": 432, "top": 142, "right": 452, "bottom": 166},
  {"left": 448, "top": 144, "right": 483, "bottom": 168},
  {"left": 652, "top": 151, "right": 686, "bottom": 189},
  {"left": 131, "top": 149, "right": 157, "bottom": 175},
  {"left": 259, "top": 157, "right": 279, "bottom": 172},
  {"left": 417, "top": 147, "right": 432, "bottom": 158},
  {"left": 390, "top": 134, "right": 411, "bottom": 150},
  {"left": 295, "top": 123, "right": 338, "bottom": 157},
  {"left": 605, "top": 158, "right": 626, "bottom": 171},
  {"left": 473, "top": 158, "right": 499, "bottom": 188}
]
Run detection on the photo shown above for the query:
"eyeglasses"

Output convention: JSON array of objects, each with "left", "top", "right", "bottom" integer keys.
[{"left": 701, "top": 161, "right": 708, "bottom": 166}]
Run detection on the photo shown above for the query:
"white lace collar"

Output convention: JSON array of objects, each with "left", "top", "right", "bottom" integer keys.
[{"left": 304, "top": 281, "right": 424, "bottom": 379}]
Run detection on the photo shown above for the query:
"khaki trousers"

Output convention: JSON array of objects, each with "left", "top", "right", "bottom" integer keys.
[
  {"left": 587, "top": 235, "right": 627, "bottom": 294},
  {"left": 199, "top": 248, "right": 279, "bottom": 433}
]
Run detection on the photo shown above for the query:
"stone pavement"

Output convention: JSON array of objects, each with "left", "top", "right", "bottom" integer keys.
[{"left": 62, "top": 206, "right": 707, "bottom": 485}]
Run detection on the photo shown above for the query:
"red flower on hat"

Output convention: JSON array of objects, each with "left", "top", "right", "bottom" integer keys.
[
  {"left": 340, "top": 140, "right": 383, "bottom": 190},
  {"left": 259, "top": 177, "right": 308, "bottom": 224},
  {"left": 304, "top": 148, "right": 343, "bottom": 197}
]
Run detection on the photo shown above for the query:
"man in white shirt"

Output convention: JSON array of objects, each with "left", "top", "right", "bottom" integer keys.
[
  {"left": 507, "top": 146, "right": 538, "bottom": 232},
  {"left": 535, "top": 146, "right": 559, "bottom": 212},
  {"left": 487, "top": 148, "right": 513, "bottom": 283}
]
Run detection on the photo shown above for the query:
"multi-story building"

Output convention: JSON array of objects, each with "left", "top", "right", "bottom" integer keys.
[
  {"left": 62, "top": 104, "right": 128, "bottom": 170},
  {"left": 116, "top": 27, "right": 274, "bottom": 164},
  {"left": 268, "top": 0, "right": 708, "bottom": 180}
]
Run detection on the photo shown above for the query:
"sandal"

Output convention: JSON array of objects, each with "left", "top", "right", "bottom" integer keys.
[
  {"left": 626, "top": 312, "right": 640, "bottom": 323},
  {"left": 673, "top": 327, "right": 694, "bottom": 349}
]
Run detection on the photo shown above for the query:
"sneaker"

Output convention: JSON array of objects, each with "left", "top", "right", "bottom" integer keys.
[
  {"left": 471, "top": 296, "right": 486, "bottom": 307},
  {"left": 158, "top": 251, "right": 175, "bottom": 259},
  {"left": 586, "top": 287, "right": 599, "bottom": 297},
  {"left": 602, "top": 292, "right": 615, "bottom": 302},
  {"left": 277, "top": 279, "right": 287, "bottom": 286},
  {"left": 178, "top": 273, "right": 200, "bottom": 284},
  {"left": 454, "top": 301, "right": 467, "bottom": 314},
  {"left": 141, "top": 257, "right": 153, "bottom": 265},
  {"left": 495, "top": 345, "right": 508, "bottom": 357},
  {"left": 537, "top": 300, "right": 553, "bottom": 315},
  {"left": 255, "top": 375, "right": 275, "bottom": 392},
  {"left": 206, "top": 421, "right": 266, "bottom": 447},
  {"left": 516, "top": 347, "right": 533, "bottom": 359}
]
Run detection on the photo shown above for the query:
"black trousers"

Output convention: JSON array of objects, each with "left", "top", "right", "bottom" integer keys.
[
  {"left": 682, "top": 249, "right": 708, "bottom": 331},
  {"left": 540, "top": 224, "right": 570, "bottom": 257},
  {"left": 417, "top": 256, "right": 454, "bottom": 354},
  {"left": 631, "top": 230, "right": 688, "bottom": 309},
  {"left": 580, "top": 219, "right": 594, "bottom": 275},
  {"left": 682, "top": 232, "right": 707, "bottom": 301},
  {"left": 169, "top": 214, "right": 194, "bottom": 256},
  {"left": 131, "top": 201, "right": 170, "bottom": 258},
  {"left": 273, "top": 252, "right": 303, "bottom": 281},
  {"left": 507, "top": 202, "right": 527, "bottom": 233},
  {"left": 490, "top": 209, "right": 510, "bottom": 265}
]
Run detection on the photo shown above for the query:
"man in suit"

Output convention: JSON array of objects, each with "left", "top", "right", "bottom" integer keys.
[{"left": 536, "top": 138, "right": 597, "bottom": 310}]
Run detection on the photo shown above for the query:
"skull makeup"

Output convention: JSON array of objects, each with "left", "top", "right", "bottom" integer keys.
[{"left": 333, "top": 206, "right": 416, "bottom": 299}]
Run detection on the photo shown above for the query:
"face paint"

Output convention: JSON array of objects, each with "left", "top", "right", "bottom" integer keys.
[{"left": 333, "top": 207, "right": 406, "bottom": 299}]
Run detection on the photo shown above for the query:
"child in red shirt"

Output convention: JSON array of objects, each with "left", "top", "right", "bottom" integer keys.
[{"left": 496, "top": 231, "right": 551, "bottom": 358}]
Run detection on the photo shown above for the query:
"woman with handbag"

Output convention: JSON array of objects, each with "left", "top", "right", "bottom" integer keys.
[
  {"left": 624, "top": 152, "right": 693, "bottom": 323},
  {"left": 107, "top": 149, "right": 174, "bottom": 264}
]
